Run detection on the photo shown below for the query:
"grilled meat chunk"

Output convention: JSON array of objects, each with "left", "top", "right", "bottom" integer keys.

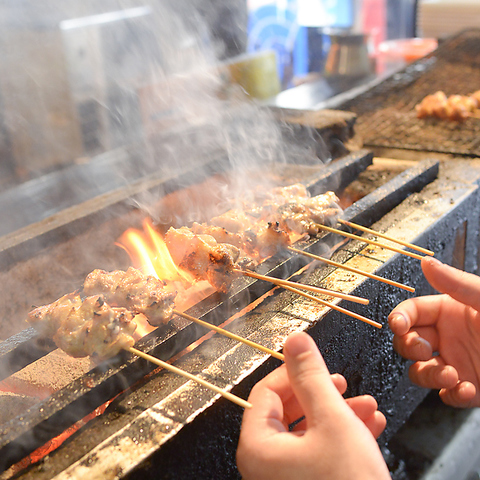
[
  {"left": 83, "top": 267, "right": 176, "bottom": 326},
  {"left": 28, "top": 294, "right": 136, "bottom": 360},
  {"left": 191, "top": 222, "right": 245, "bottom": 249},
  {"left": 210, "top": 210, "right": 252, "bottom": 234},
  {"left": 244, "top": 222, "right": 291, "bottom": 259},
  {"left": 268, "top": 191, "right": 341, "bottom": 236},
  {"left": 28, "top": 292, "right": 81, "bottom": 338},
  {"left": 165, "top": 226, "right": 241, "bottom": 292},
  {"left": 415, "top": 91, "right": 477, "bottom": 121}
]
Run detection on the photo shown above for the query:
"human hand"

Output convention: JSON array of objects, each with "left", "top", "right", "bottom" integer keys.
[
  {"left": 236, "top": 331, "right": 389, "bottom": 480},
  {"left": 389, "top": 256, "right": 480, "bottom": 407}
]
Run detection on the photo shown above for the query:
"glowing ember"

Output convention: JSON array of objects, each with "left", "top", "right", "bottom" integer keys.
[{"left": 7, "top": 401, "right": 114, "bottom": 476}]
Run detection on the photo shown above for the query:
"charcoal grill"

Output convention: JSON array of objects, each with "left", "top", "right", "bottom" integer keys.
[
  {"left": 1, "top": 139, "right": 480, "bottom": 479},
  {"left": 2, "top": 34, "right": 480, "bottom": 478}
]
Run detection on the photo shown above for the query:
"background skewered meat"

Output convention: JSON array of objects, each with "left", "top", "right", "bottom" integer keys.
[
  {"left": 472, "top": 90, "right": 480, "bottom": 107},
  {"left": 415, "top": 90, "right": 479, "bottom": 121},
  {"left": 165, "top": 187, "right": 341, "bottom": 290},
  {"left": 83, "top": 267, "right": 177, "bottom": 325},
  {"left": 28, "top": 293, "right": 136, "bottom": 360}
]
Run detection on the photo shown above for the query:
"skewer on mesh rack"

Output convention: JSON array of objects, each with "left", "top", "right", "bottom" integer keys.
[
  {"left": 415, "top": 91, "right": 480, "bottom": 122},
  {"left": 281, "top": 284, "right": 382, "bottom": 329},
  {"left": 337, "top": 219, "right": 434, "bottom": 256},
  {"left": 288, "top": 246, "right": 415, "bottom": 293},
  {"left": 314, "top": 224, "right": 425, "bottom": 260},
  {"left": 236, "top": 269, "right": 369, "bottom": 305},
  {"left": 127, "top": 346, "right": 252, "bottom": 409},
  {"left": 172, "top": 309, "right": 284, "bottom": 361}
]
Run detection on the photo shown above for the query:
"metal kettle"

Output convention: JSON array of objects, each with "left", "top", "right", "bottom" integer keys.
[{"left": 323, "top": 30, "right": 373, "bottom": 78}]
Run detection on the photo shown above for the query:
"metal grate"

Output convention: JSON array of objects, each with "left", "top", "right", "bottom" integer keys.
[{"left": 337, "top": 29, "right": 480, "bottom": 156}]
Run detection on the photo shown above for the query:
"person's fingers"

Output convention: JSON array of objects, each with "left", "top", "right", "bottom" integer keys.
[
  {"left": 408, "top": 358, "right": 459, "bottom": 390},
  {"left": 422, "top": 257, "right": 480, "bottom": 312},
  {"left": 241, "top": 366, "right": 291, "bottom": 435},
  {"left": 439, "top": 381, "right": 477, "bottom": 408},
  {"left": 331, "top": 373, "right": 347, "bottom": 395},
  {"left": 281, "top": 373, "right": 347, "bottom": 426},
  {"left": 389, "top": 295, "right": 445, "bottom": 334},
  {"left": 345, "top": 395, "right": 378, "bottom": 421},
  {"left": 344, "top": 396, "right": 386, "bottom": 438},
  {"left": 392, "top": 328, "right": 436, "bottom": 361},
  {"left": 291, "top": 399, "right": 387, "bottom": 439},
  {"left": 284, "top": 332, "right": 344, "bottom": 426},
  {"left": 363, "top": 411, "right": 387, "bottom": 439}
]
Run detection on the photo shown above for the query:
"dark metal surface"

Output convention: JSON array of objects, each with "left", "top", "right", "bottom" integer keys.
[
  {"left": 0, "top": 157, "right": 439, "bottom": 472},
  {"left": 335, "top": 29, "right": 480, "bottom": 157}
]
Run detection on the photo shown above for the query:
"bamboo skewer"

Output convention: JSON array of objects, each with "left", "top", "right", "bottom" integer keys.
[
  {"left": 126, "top": 346, "right": 252, "bottom": 409},
  {"left": 281, "top": 284, "right": 382, "bottom": 329},
  {"left": 338, "top": 219, "right": 434, "bottom": 256},
  {"left": 315, "top": 224, "right": 425, "bottom": 260},
  {"left": 172, "top": 309, "right": 284, "bottom": 361},
  {"left": 236, "top": 269, "right": 369, "bottom": 305},
  {"left": 288, "top": 246, "right": 415, "bottom": 293}
]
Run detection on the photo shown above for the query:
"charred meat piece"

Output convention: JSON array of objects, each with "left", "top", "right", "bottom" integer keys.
[
  {"left": 191, "top": 222, "right": 257, "bottom": 269},
  {"left": 83, "top": 267, "right": 176, "bottom": 326},
  {"left": 28, "top": 294, "right": 136, "bottom": 360},
  {"left": 165, "top": 227, "right": 241, "bottom": 292},
  {"left": 269, "top": 191, "right": 341, "bottom": 236},
  {"left": 244, "top": 222, "right": 291, "bottom": 259},
  {"left": 415, "top": 91, "right": 477, "bottom": 121},
  {"left": 210, "top": 210, "right": 253, "bottom": 234}
]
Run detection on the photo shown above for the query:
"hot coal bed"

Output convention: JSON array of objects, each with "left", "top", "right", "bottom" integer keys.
[{"left": 2, "top": 41, "right": 480, "bottom": 480}]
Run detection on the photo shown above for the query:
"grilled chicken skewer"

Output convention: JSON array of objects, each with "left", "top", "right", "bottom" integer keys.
[
  {"left": 29, "top": 287, "right": 252, "bottom": 408},
  {"left": 415, "top": 90, "right": 480, "bottom": 121},
  {"left": 28, "top": 268, "right": 284, "bottom": 360}
]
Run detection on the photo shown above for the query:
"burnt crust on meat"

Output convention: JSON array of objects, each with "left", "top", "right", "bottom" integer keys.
[
  {"left": 28, "top": 293, "right": 136, "bottom": 360},
  {"left": 83, "top": 267, "right": 177, "bottom": 326}
]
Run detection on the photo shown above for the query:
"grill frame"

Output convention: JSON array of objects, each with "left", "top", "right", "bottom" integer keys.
[
  {"left": 0, "top": 156, "right": 440, "bottom": 475},
  {"left": 7, "top": 156, "right": 480, "bottom": 480}
]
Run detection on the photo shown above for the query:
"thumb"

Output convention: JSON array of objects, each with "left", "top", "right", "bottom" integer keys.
[{"left": 284, "top": 332, "right": 344, "bottom": 426}]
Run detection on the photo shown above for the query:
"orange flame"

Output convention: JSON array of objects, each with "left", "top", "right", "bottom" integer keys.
[
  {"left": 116, "top": 218, "right": 195, "bottom": 285},
  {"left": 116, "top": 218, "right": 213, "bottom": 336}
]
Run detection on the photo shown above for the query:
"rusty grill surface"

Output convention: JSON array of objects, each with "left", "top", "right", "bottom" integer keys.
[{"left": 337, "top": 29, "right": 480, "bottom": 156}]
